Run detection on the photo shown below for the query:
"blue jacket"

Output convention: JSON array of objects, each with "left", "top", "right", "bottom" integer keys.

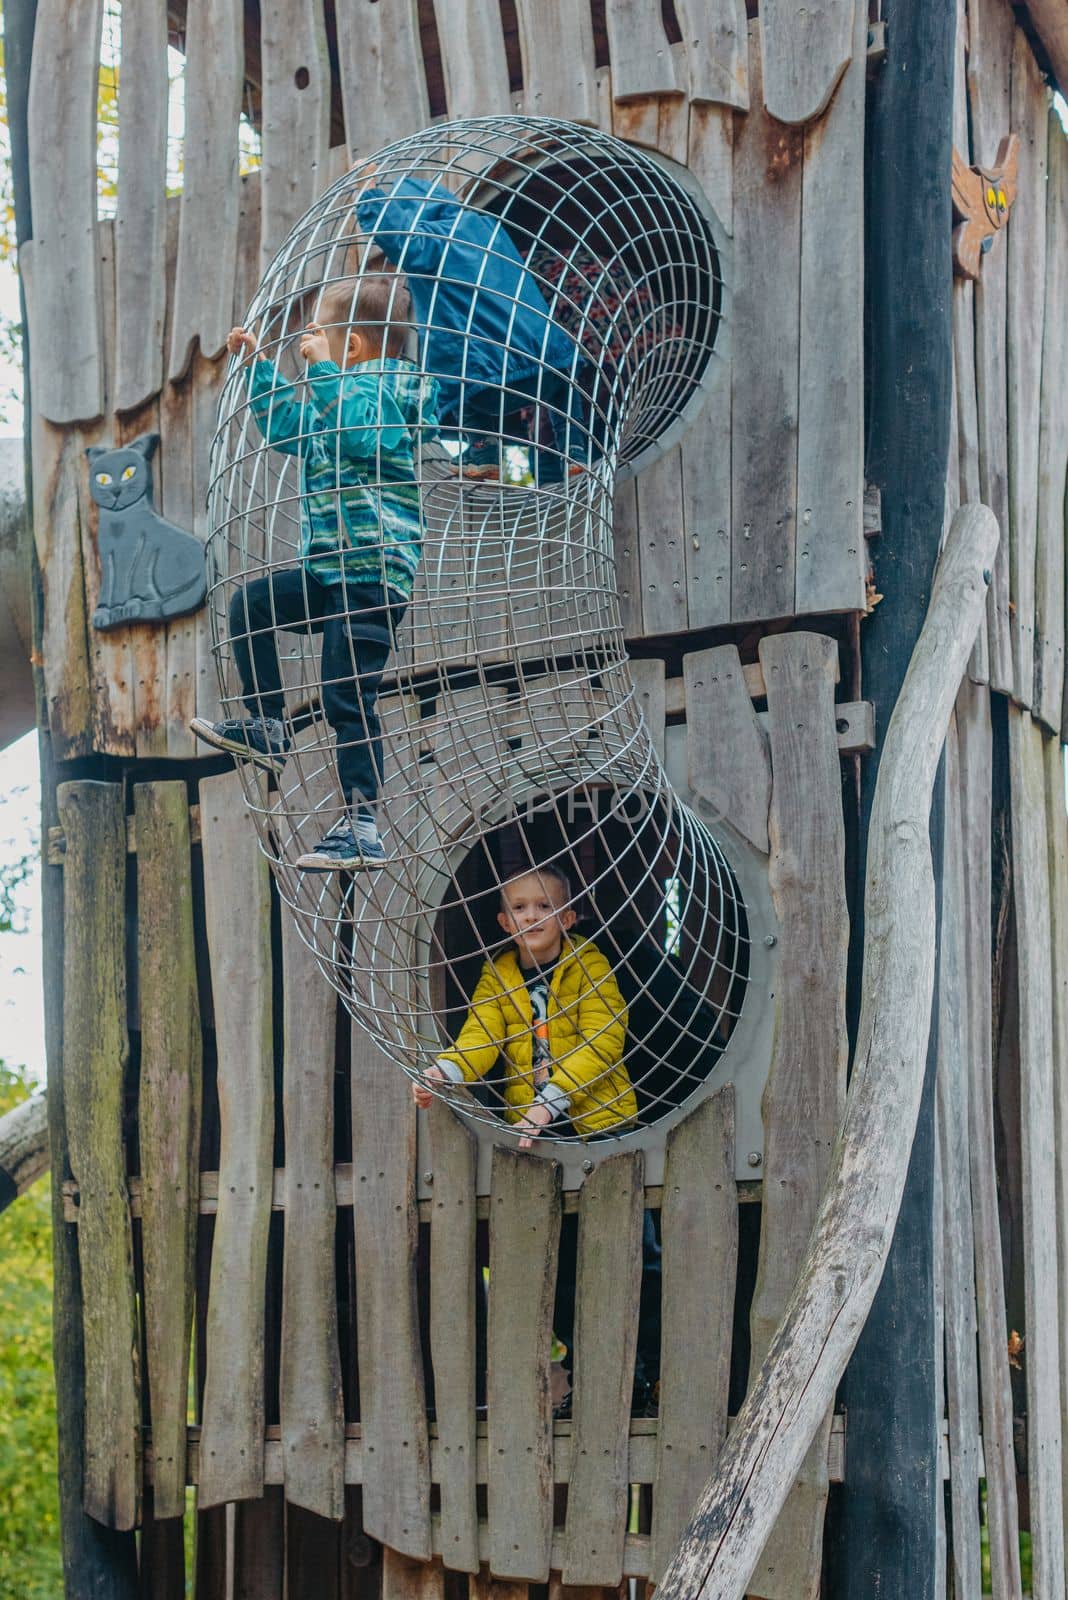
[{"left": 356, "top": 177, "right": 577, "bottom": 420}]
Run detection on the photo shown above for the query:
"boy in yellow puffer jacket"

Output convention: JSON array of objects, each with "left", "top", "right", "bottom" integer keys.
[{"left": 412, "top": 864, "right": 637, "bottom": 1144}]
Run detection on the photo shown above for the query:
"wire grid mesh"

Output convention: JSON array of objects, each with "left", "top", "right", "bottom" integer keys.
[{"left": 206, "top": 114, "right": 747, "bottom": 1142}]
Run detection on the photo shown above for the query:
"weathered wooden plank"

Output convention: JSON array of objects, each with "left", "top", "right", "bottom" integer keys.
[
  {"left": 683, "top": 645, "right": 770, "bottom": 851},
  {"left": 197, "top": 771, "right": 275, "bottom": 1507},
  {"left": 612, "top": 478, "right": 643, "bottom": 640},
  {"left": 604, "top": 0, "right": 679, "bottom": 99},
  {"left": 259, "top": 0, "right": 330, "bottom": 269},
  {"left": 351, "top": 1021, "right": 431, "bottom": 1557},
  {"left": 629, "top": 658, "right": 666, "bottom": 763},
  {"left": 932, "top": 1119, "right": 947, "bottom": 1599},
  {"left": 138, "top": 1493, "right": 186, "bottom": 1597},
  {"left": 638, "top": 447, "right": 688, "bottom": 636},
  {"left": 730, "top": 23, "right": 803, "bottom": 625},
  {"left": 470, "top": 1571, "right": 530, "bottom": 1600},
  {"left": 486, "top": 1148, "right": 561, "bottom": 1582},
  {"left": 381, "top": 1549, "right": 445, "bottom": 1599},
  {"left": 649, "top": 1089, "right": 736, "bottom": 1583},
  {"left": 513, "top": 0, "right": 599, "bottom": 123},
  {"left": 136, "top": 783, "right": 202, "bottom": 1521},
  {"left": 1044, "top": 729, "right": 1068, "bottom": 1545},
  {"left": 57, "top": 781, "right": 140, "bottom": 1529},
  {"left": 746, "top": 629, "right": 847, "bottom": 1599},
  {"left": 1006, "top": 29, "right": 1048, "bottom": 710},
  {"left": 168, "top": 0, "right": 243, "bottom": 380},
  {"left": 1025, "top": 0, "right": 1068, "bottom": 95},
  {"left": 114, "top": 0, "right": 168, "bottom": 414},
  {"left": 0, "top": 1091, "right": 47, "bottom": 1211},
  {"left": 286, "top": 1502, "right": 341, "bottom": 1597},
  {"left": 794, "top": 0, "right": 865, "bottom": 617},
  {"left": 335, "top": 0, "right": 429, "bottom": 161},
  {"left": 956, "top": 678, "right": 1022, "bottom": 1598},
  {"left": 1034, "top": 117, "right": 1068, "bottom": 732},
  {"left": 427, "top": 1100, "right": 480, "bottom": 1575},
  {"left": 1007, "top": 705, "right": 1066, "bottom": 1599},
  {"left": 561, "top": 1153, "right": 644, "bottom": 1588},
  {"left": 672, "top": 0, "right": 748, "bottom": 107},
  {"left": 968, "top": 0, "right": 1015, "bottom": 692},
  {"left": 434, "top": 0, "right": 514, "bottom": 118},
  {"left": 934, "top": 715, "right": 982, "bottom": 1597},
  {"left": 281, "top": 911, "right": 345, "bottom": 1521},
  {"left": 233, "top": 1489, "right": 285, "bottom": 1597},
  {"left": 193, "top": 352, "right": 229, "bottom": 730},
  {"left": 26, "top": 0, "right": 104, "bottom": 422},
  {"left": 760, "top": 0, "right": 853, "bottom": 125},
  {"left": 158, "top": 198, "right": 199, "bottom": 760}
]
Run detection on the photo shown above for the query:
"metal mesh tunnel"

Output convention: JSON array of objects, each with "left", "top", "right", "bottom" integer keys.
[{"left": 205, "top": 113, "right": 744, "bottom": 1145}]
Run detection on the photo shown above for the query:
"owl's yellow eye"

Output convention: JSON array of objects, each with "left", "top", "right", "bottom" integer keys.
[
  {"left": 986, "top": 186, "right": 997, "bottom": 208},
  {"left": 997, "top": 188, "right": 1007, "bottom": 210},
  {"left": 95, "top": 472, "right": 112, "bottom": 486},
  {"left": 121, "top": 464, "right": 137, "bottom": 480}
]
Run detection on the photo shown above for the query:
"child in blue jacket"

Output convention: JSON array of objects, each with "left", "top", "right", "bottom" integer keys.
[{"left": 355, "top": 172, "right": 588, "bottom": 482}]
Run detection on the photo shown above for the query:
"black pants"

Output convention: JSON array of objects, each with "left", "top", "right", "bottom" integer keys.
[
  {"left": 229, "top": 568, "right": 405, "bottom": 808},
  {"left": 554, "top": 1208, "right": 662, "bottom": 1389}
]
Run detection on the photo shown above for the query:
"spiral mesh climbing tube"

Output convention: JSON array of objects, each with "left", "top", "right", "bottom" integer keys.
[{"left": 206, "top": 114, "right": 748, "bottom": 1144}]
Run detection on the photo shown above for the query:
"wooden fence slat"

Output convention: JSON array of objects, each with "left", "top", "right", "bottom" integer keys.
[
  {"left": 730, "top": 22, "right": 803, "bottom": 626},
  {"left": 25, "top": 0, "right": 104, "bottom": 423},
  {"left": 932, "top": 1115, "right": 947, "bottom": 1598},
  {"left": 683, "top": 644, "right": 770, "bottom": 851},
  {"left": 57, "top": 781, "right": 140, "bottom": 1529},
  {"left": 956, "top": 679, "right": 1022, "bottom": 1598},
  {"left": 649, "top": 1088, "right": 736, "bottom": 1583},
  {"left": 434, "top": 0, "right": 514, "bottom": 118},
  {"left": 934, "top": 717, "right": 982, "bottom": 1596},
  {"left": 138, "top": 1492, "right": 186, "bottom": 1598},
  {"left": 1006, "top": 30, "right": 1049, "bottom": 711},
  {"left": 1007, "top": 706, "right": 1066, "bottom": 1598},
  {"left": 197, "top": 771, "right": 275, "bottom": 1507},
  {"left": 381, "top": 1549, "right": 446, "bottom": 1599},
  {"left": 1043, "top": 730, "right": 1068, "bottom": 1543},
  {"left": 745, "top": 630, "right": 847, "bottom": 1599},
  {"left": 1035, "top": 117, "right": 1068, "bottom": 732},
  {"left": 513, "top": 0, "right": 599, "bottom": 124},
  {"left": 612, "top": 479, "right": 642, "bottom": 640},
  {"left": 351, "top": 1022, "right": 431, "bottom": 1558},
  {"left": 427, "top": 1100, "right": 480, "bottom": 1575},
  {"left": 25, "top": 407, "right": 93, "bottom": 753},
  {"left": 759, "top": 0, "right": 853, "bottom": 125},
  {"left": 158, "top": 198, "right": 199, "bottom": 760},
  {"left": 470, "top": 1571, "right": 530, "bottom": 1600},
  {"left": 136, "top": 783, "right": 202, "bottom": 1522},
  {"left": 794, "top": 0, "right": 865, "bottom": 617},
  {"left": 486, "top": 1148, "right": 561, "bottom": 1582},
  {"left": 168, "top": 0, "right": 243, "bottom": 380},
  {"left": 114, "top": 0, "right": 168, "bottom": 414},
  {"left": 234, "top": 1489, "right": 285, "bottom": 1598},
  {"left": 281, "top": 912, "right": 345, "bottom": 1521},
  {"left": 286, "top": 1502, "right": 341, "bottom": 1597},
  {"left": 629, "top": 658, "right": 666, "bottom": 762},
  {"left": 672, "top": 0, "right": 748, "bottom": 107},
  {"left": 968, "top": 0, "right": 1015, "bottom": 692},
  {"left": 259, "top": 0, "right": 330, "bottom": 270},
  {"left": 604, "top": 0, "right": 679, "bottom": 100},
  {"left": 335, "top": 0, "right": 430, "bottom": 161},
  {"left": 638, "top": 447, "right": 688, "bottom": 637},
  {"left": 561, "top": 1152, "right": 644, "bottom": 1588}
]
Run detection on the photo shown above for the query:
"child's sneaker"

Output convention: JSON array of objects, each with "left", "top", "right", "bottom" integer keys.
[
  {"left": 296, "top": 811, "right": 388, "bottom": 872},
  {"left": 462, "top": 435, "right": 501, "bottom": 479},
  {"left": 191, "top": 715, "right": 290, "bottom": 773}
]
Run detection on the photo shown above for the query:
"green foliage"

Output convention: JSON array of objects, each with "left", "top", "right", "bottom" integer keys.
[{"left": 0, "top": 1062, "right": 60, "bottom": 1599}]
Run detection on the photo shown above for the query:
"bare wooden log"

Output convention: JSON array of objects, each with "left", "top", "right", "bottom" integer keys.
[
  {"left": 654, "top": 501, "right": 999, "bottom": 1600},
  {"left": 0, "top": 1090, "right": 47, "bottom": 1211}
]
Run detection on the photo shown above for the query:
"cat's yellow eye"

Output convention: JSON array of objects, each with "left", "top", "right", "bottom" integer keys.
[
  {"left": 95, "top": 472, "right": 112, "bottom": 486},
  {"left": 997, "top": 189, "right": 1007, "bottom": 210},
  {"left": 121, "top": 465, "right": 137, "bottom": 480},
  {"left": 986, "top": 186, "right": 997, "bottom": 208}
]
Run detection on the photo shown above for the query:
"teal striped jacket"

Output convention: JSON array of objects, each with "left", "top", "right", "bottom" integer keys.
[{"left": 248, "top": 356, "right": 439, "bottom": 598}]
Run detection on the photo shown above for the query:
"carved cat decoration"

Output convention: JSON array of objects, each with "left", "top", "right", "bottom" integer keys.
[
  {"left": 85, "top": 433, "right": 207, "bottom": 629},
  {"left": 951, "top": 134, "right": 1019, "bottom": 280}
]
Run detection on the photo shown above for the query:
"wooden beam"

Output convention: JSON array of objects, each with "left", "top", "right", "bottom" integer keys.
[
  {"left": 0, "top": 1091, "right": 47, "bottom": 1212},
  {"left": 1022, "top": 0, "right": 1068, "bottom": 97},
  {"left": 653, "top": 504, "right": 998, "bottom": 1600}
]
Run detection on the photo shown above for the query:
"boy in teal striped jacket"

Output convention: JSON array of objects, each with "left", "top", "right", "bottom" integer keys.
[{"left": 193, "top": 275, "right": 439, "bottom": 870}]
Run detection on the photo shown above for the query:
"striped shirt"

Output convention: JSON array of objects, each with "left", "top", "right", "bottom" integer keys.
[{"left": 248, "top": 356, "right": 439, "bottom": 598}]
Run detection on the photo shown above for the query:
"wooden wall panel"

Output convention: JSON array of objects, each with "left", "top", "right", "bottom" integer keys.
[
  {"left": 604, "top": 0, "right": 680, "bottom": 100},
  {"left": 637, "top": 449, "right": 687, "bottom": 637},
  {"left": 486, "top": 1149, "right": 561, "bottom": 1582},
  {"left": 746, "top": 631, "right": 847, "bottom": 1599},
  {"left": 136, "top": 782, "right": 202, "bottom": 1522},
  {"left": 1034, "top": 116, "right": 1068, "bottom": 732},
  {"left": 1006, "top": 30, "right": 1048, "bottom": 710},
  {"left": 760, "top": 0, "right": 853, "bottom": 125},
  {"left": 168, "top": 0, "right": 243, "bottom": 381},
  {"left": 198, "top": 771, "right": 275, "bottom": 1507},
  {"left": 1008, "top": 706, "right": 1066, "bottom": 1597},
  {"left": 730, "top": 23, "right": 803, "bottom": 625},
  {"left": 649, "top": 1089, "right": 736, "bottom": 1582},
  {"left": 26, "top": 0, "right": 104, "bottom": 424},
  {"left": 683, "top": 644, "right": 770, "bottom": 851},
  {"left": 114, "top": 0, "right": 169, "bottom": 415},
  {"left": 158, "top": 199, "right": 200, "bottom": 760},
  {"left": 1043, "top": 731, "right": 1068, "bottom": 1545},
  {"left": 281, "top": 912, "right": 345, "bottom": 1521},
  {"left": 433, "top": 0, "right": 512, "bottom": 119},
  {"left": 513, "top": 0, "right": 599, "bottom": 123},
  {"left": 335, "top": 0, "right": 430, "bottom": 161},
  {"left": 672, "top": 0, "right": 749, "bottom": 108},
  {"left": 58, "top": 781, "right": 140, "bottom": 1530},
  {"left": 351, "top": 1022, "right": 431, "bottom": 1558},
  {"left": 259, "top": 0, "right": 331, "bottom": 270}
]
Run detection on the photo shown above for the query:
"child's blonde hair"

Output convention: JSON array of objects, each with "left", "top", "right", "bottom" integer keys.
[
  {"left": 317, "top": 273, "right": 411, "bottom": 359},
  {"left": 500, "top": 863, "right": 573, "bottom": 908}
]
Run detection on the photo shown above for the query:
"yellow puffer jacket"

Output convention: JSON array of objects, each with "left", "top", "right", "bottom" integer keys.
[{"left": 438, "top": 936, "right": 637, "bottom": 1136}]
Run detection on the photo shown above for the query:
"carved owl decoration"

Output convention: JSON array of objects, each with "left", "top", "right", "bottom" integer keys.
[{"left": 952, "top": 134, "right": 1019, "bottom": 280}]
